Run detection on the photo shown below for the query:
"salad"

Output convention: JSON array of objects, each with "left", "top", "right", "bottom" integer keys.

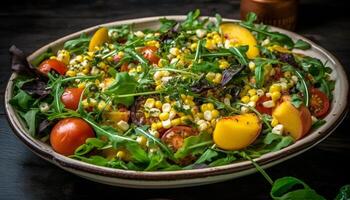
[{"left": 9, "top": 10, "right": 334, "bottom": 171}]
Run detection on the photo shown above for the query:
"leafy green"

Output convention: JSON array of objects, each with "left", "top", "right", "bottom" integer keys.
[
  {"left": 294, "top": 39, "right": 311, "bottom": 50},
  {"left": 194, "top": 148, "right": 218, "bottom": 164},
  {"left": 191, "top": 61, "right": 220, "bottom": 73},
  {"left": 253, "top": 58, "right": 279, "bottom": 88},
  {"left": 271, "top": 177, "right": 325, "bottom": 200},
  {"left": 263, "top": 132, "right": 294, "bottom": 152},
  {"left": 104, "top": 72, "right": 138, "bottom": 106},
  {"left": 63, "top": 33, "right": 90, "bottom": 54},
  {"left": 30, "top": 50, "right": 53, "bottom": 67},
  {"left": 22, "top": 109, "right": 39, "bottom": 137},
  {"left": 180, "top": 9, "right": 201, "bottom": 30},
  {"left": 9, "top": 89, "right": 35, "bottom": 111},
  {"left": 75, "top": 138, "right": 107, "bottom": 156},
  {"left": 208, "top": 155, "right": 236, "bottom": 167},
  {"left": 174, "top": 132, "right": 213, "bottom": 159},
  {"left": 72, "top": 155, "right": 109, "bottom": 166},
  {"left": 290, "top": 94, "right": 303, "bottom": 108},
  {"left": 335, "top": 185, "right": 350, "bottom": 200},
  {"left": 311, "top": 119, "right": 326, "bottom": 130},
  {"left": 159, "top": 18, "right": 177, "bottom": 33}
]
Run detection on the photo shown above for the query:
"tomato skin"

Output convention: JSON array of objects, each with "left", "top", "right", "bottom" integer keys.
[
  {"left": 61, "top": 88, "right": 84, "bottom": 110},
  {"left": 38, "top": 59, "right": 68, "bottom": 75},
  {"left": 50, "top": 118, "right": 95, "bottom": 156},
  {"left": 256, "top": 95, "right": 273, "bottom": 115},
  {"left": 310, "top": 88, "right": 330, "bottom": 118},
  {"left": 161, "top": 126, "right": 197, "bottom": 151},
  {"left": 139, "top": 46, "right": 160, "bottom": 64}
]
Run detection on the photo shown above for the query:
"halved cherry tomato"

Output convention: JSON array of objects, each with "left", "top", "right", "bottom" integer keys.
[
  {"left": 310, "top": 88, "right": 330, "bottom": 118},
  {"left": 139, "top": 46, "right": 160, "bottom": 64},
  {"left": 256, "top": 95, "right": 273, "bottom": 115},
  {"left": 161, "top": 126, "right": 198, "bottom": 151},
  {"left": 61, "top": 88, "right": 84, "bottom": 110},
  {"left": 50, "top": 118, "right": 95, "bottom": 156},
  {"left": 120, "top": 63, "right": 130, "bottom": 72},
  {"left": 38, "top": 59, "right": 68, "bottom": 75}
]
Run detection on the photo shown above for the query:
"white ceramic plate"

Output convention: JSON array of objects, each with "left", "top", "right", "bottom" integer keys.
[{"left": 5, "top": 16, "right": 349, "bottom": 188}]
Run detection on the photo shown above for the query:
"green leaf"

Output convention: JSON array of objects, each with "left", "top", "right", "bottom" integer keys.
[
  {"left": 22, "top": 109, "right": 39, "bottom": 137},
  {"left": 255, "top": 62, "right": 265, "bottom": 88},
  {"left": 243, "top": 12, "right": 258, "bottom": 26},
  {"left": 271, "top": 177, "right": 326, "bottom": 200},
  {"left": 105, "top": 72, "right": 138, "bottom": 106},
  {"left": 194, "top": 148, "right": 218, "bottom": 164},
  {"left": 159, "top": 18, "right": 177, "bottom": 33},
  {"left": 335, "top": 185, "right": 350, "bottom": 200},
  {"left": 63, "top": 33, "right": 90, "bottom": 54},
  {"left": 71, "top": 155, "right": 109, "bottom": 166},
  {"left": 30, "top": 50, "right": 53, "bottom": 67},
  {"left": 263, "top": 132, "right": 294, "bottom": 152},
  {"left": 290, "top": 94, "right": 303, "bottom": 108},
  {"left": 9, "top": 89, "right": 34, "bottom": 111},
  {"left": 174, "top": 132, "right": 213, "bottom": 159},
  {"left": 208, "top": 155, "right": 236, "bottom": 167},
  {"left": 227, "top": 46, "right": 249, "bottom": 66},
  {"left": 311, "top": 119, "right": 326, "bottom": 130},
  {"left": 75, "top": 138, "right": 107, "bottom": 156},
  {"left": 294, "top": 39, "right": 311, "bottom": 50},
  {"left": 124, "top": 142, "right": 149, "bottom": 163},
  {"left": 191, "top": 61, "right": 220, "bottom": 73}
]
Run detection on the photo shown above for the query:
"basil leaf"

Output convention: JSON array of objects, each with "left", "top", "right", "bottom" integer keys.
[{"left": 294, "top": 39, "right": 311, "bottom": 50}]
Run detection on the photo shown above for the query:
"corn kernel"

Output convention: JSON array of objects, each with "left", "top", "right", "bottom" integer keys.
[
  {"left": 241, "top": 96, "right": 250, "bottom": 104},
  {"left": 212, "top": 73, "right": 222, "bottom": 84},
  {"left": 248, "top": 61, "right": 256, "bottom": 71},
  {"left": 271, "top": 118, "right": 279, "bottom": 127},
  {"left": 206, "top": 72, "right": 216, "bottom": 80},
  {"left": 82, "top": 99, "right": 89, "bottom": 108},
  {"left": 271, "top": 91, "right": 281, "bottom": 101},
  {"left": 66, "top": 70, "right": 76, "bottom": 77},
  {"left": 180, "top": 94, "right": 187, "bottom": 100},
  {"left": 169, "top": 47, "right": 180, "bottom": 56},
  {"left": 155, "top": 101, "right": 162, "bottom": 109},
  {"left": 117, "top": 120, "right": 129, "bottom": 132},
  {"left": 269, "top": 84, "right": 282, "bottom": 93},
  {"left": 162, "top": 119, "right": 172, "bottom": 129},
  {"left": 144, "top": 98, "right": 155, "bottom": 109},
  {"left": 158, "top": 58, "right": 167, "bottom": 67},
  {"left": 248, "top": 89, "right": 257, "bottom": 96},
  {"left": 136, "top": 136, "right": 147, "bottom": 146},
  {"left": 75, "top": 55, "right": 83, "bottom": 62},
  {"left": 206, "top": 103, "right": 214, "bottom": 111},
  {"left": 97, "top": 100, "right": 107, "bottom": 111},
  {"left": 201, "top": 104, "right": 208, "bottom": 112},
  {"left": 250, "top": 95, "right": 259, "bottom": 102},
  {"left": 219, "top": 59, "right": 230, "bottom": 69},
  {"left": 256, "top": 89, "right": 265, "bottom": 97},
  {"left": 180, "top": 116, "right": 191, "bottom": 124},
  {"left": 171, "top": 118, "right": 181, "bottom": 126},
  {"left": 284, "top": 71, "right": 291, "bottom": 78},
  {"left": 190, "top": 43, "right": 198, "bottom": 51},
  {"left": 198, "top": 122, "right": 208, "bottom": 131},
  {"left": 57, "top": 50, "right": 70, "bottom": 65},
  {"left": 77, "top": 82, "right": 86, "bottom": 89},
  {"left": 162, "top": 103, "right": 171, "bottom": 113},
  {"left": 210, "top": 119, "right": 217, "bottom": 127},
  {"left": 116, "top": 150, "right": 126, "bottom": 160},
  {"left": 262, "top": 100, "right": 275, "bottom": 108},
  {"left": 159, "top": 112, "right": 169, "bottom": 121},
  {"left": 136, "top": 65, "right": 143, "bottom": 72},
  {"left": 151, "top": 123, "right": 158, "bottom": 130}
]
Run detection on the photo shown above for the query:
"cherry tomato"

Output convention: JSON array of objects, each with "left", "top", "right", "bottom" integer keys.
[
  {"left": 310, "top": 88, "right": 330, "bottom": 118},
  {"left": 50, "top": 118, "right": 95, "bottom": 156},
  {"left": 161, "top": 126, "right": 198, "bottom": 151},
  {"left": 139, "top": 46, "right": 160, "bottom": 64},
  {"left": 61, "top": 88, "right": 84, "bottom": 110},
  {"left": 256, "top": 95, "right": 273, "bottom": 115},
  {"left": 38, "top": 59, "right": 68, "bottom": 75},
  {"left": 120, "top": 63, "right": 130, "bottom": 72}
]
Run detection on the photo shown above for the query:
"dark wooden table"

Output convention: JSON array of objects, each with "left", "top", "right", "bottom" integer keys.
[{"left": 1, "top": 0, "right": 349, "bottom": 199}]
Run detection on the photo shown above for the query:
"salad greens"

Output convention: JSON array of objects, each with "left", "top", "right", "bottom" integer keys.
[{"left": 9, "top": 10, "right": 343, "bottom": 199}]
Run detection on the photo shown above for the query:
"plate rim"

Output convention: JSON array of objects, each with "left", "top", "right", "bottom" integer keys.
[{"left": 5, "top": 15, "right": 349, "bottom": 181}]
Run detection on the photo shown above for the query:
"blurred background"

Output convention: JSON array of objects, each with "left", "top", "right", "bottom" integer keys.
[{"left": 1, "top": 0, "right": 349, "bottom": 199}]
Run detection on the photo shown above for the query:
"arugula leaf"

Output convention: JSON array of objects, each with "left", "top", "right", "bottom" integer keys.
[
  {"left": 194, "top": 148, "right": 218, "bottom": 164},
  {"left": 174, "top": 132, "right": 213, "bottom": 159},
  {"left": 159, "top": 18, "right": 177, "bottom": 33},
  {"left": 191, "top": 61, "right": 221, "bottom": 73},
  {"left": 294, "top": 39, "right": 311, "bottom": 50},
  {"left": 255, "top": 62, "right": 265, "bottom": 88},
  {"left": 271, "top": 177, "right": 326, "bottom": 200},
  {"left": 180, "top": 9, "right": 201, "bottom": 30},
  {"left": 311, "top": 119, "right": 326, "bottom": 130},
  {"left": 263, "top": 132, "right": 294, "bottom": 152},
  {"left": 208, "top": 155, "right": 236, "bottom": 167},
  {"left": 75, "top": 138, "right": 107, "bottom": 156},
  {"left": 227, "top": 46, "right": 249, "bottom": 66},
  {"left": 105, "top": 72, "right": 138, "bottom": 106},
  {"left": 71, "top": 155, "right": 109, "bottom": 166},
  {"left": 242, "top": 12, "right": 257, "bottom": 26},
  {"left": 290, "top": 94, "right": 303, "bottom": 108},
  {"left": 63, "top": 33, "right": 90, "bottom": 54},
  {"left": 335, "top": 185, "right": 350, "bottom": 200}
]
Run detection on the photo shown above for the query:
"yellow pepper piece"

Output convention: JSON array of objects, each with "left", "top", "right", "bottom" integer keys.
[{"left": 89, "top": 27, "right": 109, "bottom": 52}]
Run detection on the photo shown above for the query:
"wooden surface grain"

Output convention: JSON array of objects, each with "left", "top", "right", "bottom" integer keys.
[{"left": 0, "top": 0, "right": 349, "bottom": 199}]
